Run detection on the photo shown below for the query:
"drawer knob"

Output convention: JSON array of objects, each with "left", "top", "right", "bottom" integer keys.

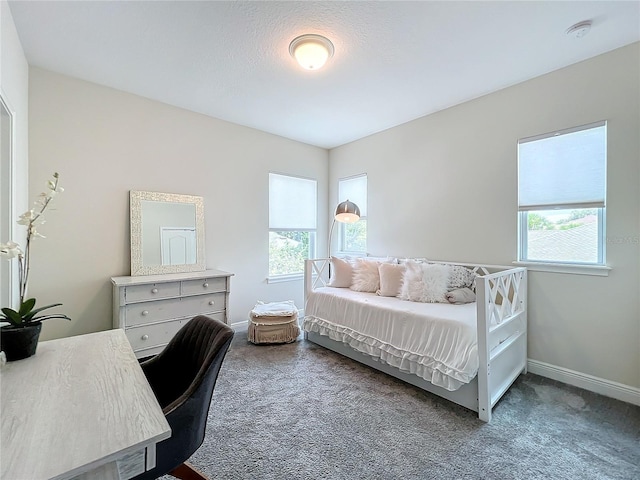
[
  {"left": 141, "top": 310, "right": 149, "bottom": 316},
  {"left": 203, "top": 282, "right": 209, "bottom": 288},
  {"left": 209, "top": 300, "right": 215, "bottom": 306},
  {"left": 151, "top": 288, "right": 158, "bottom": 294},
  {"left": 141, "top": 334, "right": 149, "bottom": 341}
]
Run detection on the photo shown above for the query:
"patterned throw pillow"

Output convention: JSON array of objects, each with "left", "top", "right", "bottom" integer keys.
[{"left": 447, "top": 265, "right": 477, "bottom": 291}]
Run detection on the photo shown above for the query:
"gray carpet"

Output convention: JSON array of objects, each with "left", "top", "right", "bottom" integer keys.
[{"left": 168, "top": 328, "right": 640, "bottom": 480}]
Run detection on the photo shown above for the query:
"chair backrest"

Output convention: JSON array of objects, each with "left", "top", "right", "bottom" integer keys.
[
  {"left": 136, "top": 315, "right": 234, "bottom": 479},
  {"left": 154, "top": 315, "right": 233, "bottom": 411}
]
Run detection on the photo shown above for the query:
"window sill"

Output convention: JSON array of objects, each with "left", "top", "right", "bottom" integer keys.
[
  {"left": 266, "top": 273, "right": 303, "bottom": 284},
  {"left": 336, "top": 251, "right": 366, "bottom": 257},
  {"left": 513, "top": 261, "right": 611, "bottom": 277}
]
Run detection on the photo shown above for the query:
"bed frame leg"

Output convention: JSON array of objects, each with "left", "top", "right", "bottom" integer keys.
[
  {"left": 478, "top": 403, "right": 491, "bottom": 422},
  {"left": 478, "top": 364, "right": 491, "bottom": 423},
  {"left": 477, "top": 276, "right": 492, "bottom": 423}
]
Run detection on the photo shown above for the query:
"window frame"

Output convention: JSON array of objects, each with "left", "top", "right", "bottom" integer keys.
[
  {"left": 268, "top": 173, "right": 317, "bottom": 280},
  {"left": 516, "top": 121, "right": 608, "bottom": 274},
  {"left": 518, "top": 208, "right": 606, "bottom": 264},
  {"left": 337, "top": 173, "right": 367, "bottom": 255}
]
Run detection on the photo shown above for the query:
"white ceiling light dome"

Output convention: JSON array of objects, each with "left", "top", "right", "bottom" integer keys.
[{"left": 289, "top": 34, "right": 335, "bottom": 70}]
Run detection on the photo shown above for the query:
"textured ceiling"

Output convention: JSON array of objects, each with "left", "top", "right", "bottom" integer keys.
[{"left": 8, "top": 1, "right": 640, "bottom": 149}]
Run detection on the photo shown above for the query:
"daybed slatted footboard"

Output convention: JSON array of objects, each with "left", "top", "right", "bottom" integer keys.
[{"left": 303, "top": 258, "right": 527, "bottom": 422}]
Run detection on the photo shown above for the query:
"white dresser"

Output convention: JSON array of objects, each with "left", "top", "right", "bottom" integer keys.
[{"left": 112, "top": 269, "right": 233, "bottom": 358}]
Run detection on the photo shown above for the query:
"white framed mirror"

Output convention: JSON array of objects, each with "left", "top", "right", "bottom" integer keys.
[
  {"left": 1, "top": 92, "right": 15, "bottom": 308},
  {"left": 130, "top": 190, "right": 206, "bottom": 275}
]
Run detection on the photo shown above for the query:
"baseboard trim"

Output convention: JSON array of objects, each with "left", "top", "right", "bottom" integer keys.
[
  {"left": 527, "top": 359, "right": 640, "bottom": 406},
  {"left": 231, "top": 308, "right": 304, "bottom": 330},
  {"left": 231, "top": 320, "right": 248, "bottom": 329}
]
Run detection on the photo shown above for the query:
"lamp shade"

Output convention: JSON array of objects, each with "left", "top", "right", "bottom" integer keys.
[{"left": 334, "top": 200, "right": 360, "bottom": 223}]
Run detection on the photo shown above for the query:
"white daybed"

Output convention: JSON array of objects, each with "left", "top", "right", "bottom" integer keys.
[{"left": 303, "top": 258, "right": 527, "bottom": 422}]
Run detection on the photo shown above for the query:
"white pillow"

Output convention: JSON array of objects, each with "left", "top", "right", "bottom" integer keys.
[
  {"left": 377, "top": 263, "right": 406, "bottom": 297},
  {"left": 399, "top": 262, "right": 449, "bottom": 303},
  {"left": 445, "top": 287, "right": 476, "bottom": 305},
  {"left": 328, "top": 256, "right": 354, "bottom": 288},
  {"left": 350, "top": 258, "right": 381, "bottom": 293}
]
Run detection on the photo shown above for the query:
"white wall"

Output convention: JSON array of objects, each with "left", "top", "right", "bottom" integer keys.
[
  {"left": 28, "top": 68, "right": 328, "bottom": 340},
  {"left": 329, "top": 43, "right": 640, "bottom": 390},
  {"left": 0, "top": 0, "right": 29, "bottom": 308}
]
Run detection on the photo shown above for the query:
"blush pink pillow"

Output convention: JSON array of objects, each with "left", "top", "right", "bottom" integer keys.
[
  {"left": 328, "top": 256, "right": 353, "bottom": 288},
  {"left": 377, "top": 263, "right": 406, "bottom": 297}
]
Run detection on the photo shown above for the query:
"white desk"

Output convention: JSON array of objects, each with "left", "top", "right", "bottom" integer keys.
[{"left": 0, "top": 329, "right": 171, "bottom": 480}]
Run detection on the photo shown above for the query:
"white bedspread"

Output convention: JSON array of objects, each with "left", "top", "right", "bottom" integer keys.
[{"left": 303, "top": 287, "right": 478, "bottom": 391}]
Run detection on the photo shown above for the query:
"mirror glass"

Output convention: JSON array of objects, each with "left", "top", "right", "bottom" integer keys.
[{"left": 130, "top": 191, "right": 206, "bottom": 275}]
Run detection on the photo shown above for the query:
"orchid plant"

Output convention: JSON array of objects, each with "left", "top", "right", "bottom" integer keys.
[{"left": 0, "top": 172, "right": 71, "bottom": 328}]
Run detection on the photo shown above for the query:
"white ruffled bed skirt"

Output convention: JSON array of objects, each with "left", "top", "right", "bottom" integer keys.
[{"left": 303, "top": 316, "right": 475, "bottom": 391}]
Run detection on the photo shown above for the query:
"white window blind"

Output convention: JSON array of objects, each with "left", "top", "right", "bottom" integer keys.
[
  {"left": 518, "top": 121, "right": 606, "bottom": 211},
  {"left": 269, "top": 173, "right": 317, "bottom": 230},
  {"left": 338, "top": 174, "right": 367, "bottom": 217}
]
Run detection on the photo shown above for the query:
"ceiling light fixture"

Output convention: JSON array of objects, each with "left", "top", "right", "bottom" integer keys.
[
  {"left": 289, "top": 34, "right": 334, "bottom": 70},
  {"left": 566, "top": 20, "right": 592, "bottom": 38}
]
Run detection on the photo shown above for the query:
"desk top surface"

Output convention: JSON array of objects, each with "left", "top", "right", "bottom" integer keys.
[{"left": 0, "top": 329, "right": 171, "bottom": 480}]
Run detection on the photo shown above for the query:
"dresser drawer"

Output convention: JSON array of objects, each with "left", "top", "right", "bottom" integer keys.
[
  {"left": 125, "top": 282, "right": 180, "bottom": 303},
  {"left": 126, "top": 319, "right": 188, "bottom": 352},
  {"left": 182, "top": 276, "right": 227, "bottom": 295},
  {"left": 124, "top": 292, "right": 226, "bottom": 326},
  {"left": 126, "top": 311, "right": 226, "bottom": 353},
  {"left": 183, "top": 292, "right": 226, "bottom": 315}
]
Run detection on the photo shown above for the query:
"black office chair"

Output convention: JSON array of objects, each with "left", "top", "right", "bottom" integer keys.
[{"left": 132, "top": 315, "right": 234, "bottom": 480}]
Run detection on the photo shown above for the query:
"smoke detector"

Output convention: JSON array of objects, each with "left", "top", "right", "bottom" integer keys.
[{"left": 566, "top": 21, "right": 592, "bottom": 38}]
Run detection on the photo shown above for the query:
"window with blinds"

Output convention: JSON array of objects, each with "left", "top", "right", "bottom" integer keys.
[
  {"left": 268, "top": 173, "right": 317, "bottom": 277},
  {"left": 338, "top": 174, "right": 367, "bottom": 254},
  {"left": 517, "top": 121, "right": 606, "bottom": 265}
]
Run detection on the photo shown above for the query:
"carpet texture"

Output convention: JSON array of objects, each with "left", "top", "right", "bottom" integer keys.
[{"left": 163, "top": 328, "right": 639, "bottom": 479}]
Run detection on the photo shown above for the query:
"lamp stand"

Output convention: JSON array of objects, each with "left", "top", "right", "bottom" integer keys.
[{"left": 327, "top": 218, "right": 337, "bottom": 259}]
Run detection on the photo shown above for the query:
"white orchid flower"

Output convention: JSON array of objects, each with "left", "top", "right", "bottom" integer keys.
[
  {"left": 47, "top": 180, "right": 64, "bottom": 195},
  {"left": 29, "top": 224, "right": 46, "bottom": 238},
  {"left": 0, "top": 242, "right": 23, "bottom": 259},
  {"left": 34, "top": 192, "right": 49, "bottom": 206},
  {"left": 17, "top": 210, "right": 36, "bottom": 225},
  {"left": 3, "top": 172, "right": 65, "bottom": 322}
]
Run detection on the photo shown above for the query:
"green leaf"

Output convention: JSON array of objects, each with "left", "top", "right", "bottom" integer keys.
[
  {"left": 23, "top": 303, "right": 65, "bottom": 322},
  {"left": 31, "top": 314, "right": 72, "bottom": 322},
  {"left": 19, "top": 298, "right": 36, "bottom": 316},
  {"left": 1, "top": 308, "right": 23, "bottom": 326}
]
